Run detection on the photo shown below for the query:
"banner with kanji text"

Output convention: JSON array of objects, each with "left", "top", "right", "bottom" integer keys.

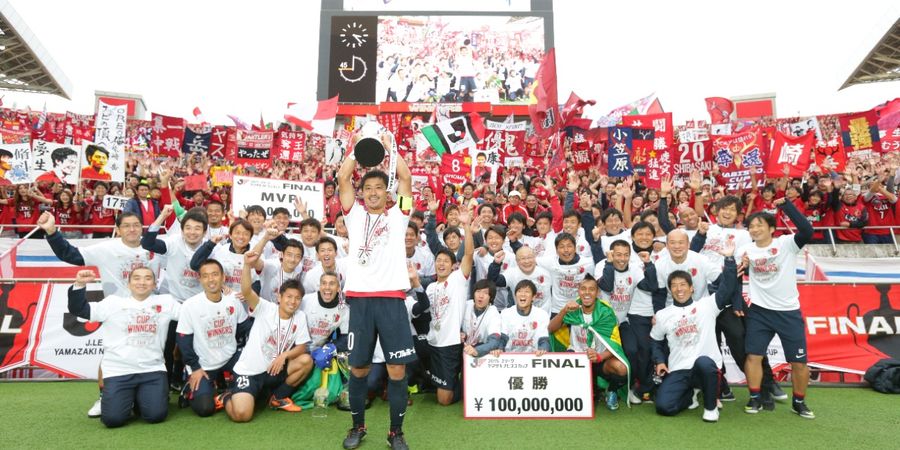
[{"left": 235, "top": 130, "right": 274, "bottom": 169}]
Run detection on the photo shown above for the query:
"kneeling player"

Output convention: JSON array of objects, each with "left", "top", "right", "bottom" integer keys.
[
  {"left": 462, "top": 279, "right": 503, "bottom": 357},
  {"left": 425, "top": 212, "right": 475, "bottom": 405},
  {"left": 496, "top": 280, "right": 550, "bottom": 356},
  {"left": 550, "top": 275, "right": 629, "bottom": 411},
  {"left": 67, "top": 268, "right": 179, "bottom": 428},
  {"left": 650, "top": 241, "right": 739, "bottom": 422},
  {"left": 224, "top": 251, "right": 314, "bottom": 422},
  {"left": 176, "top": 259, "right": 251, "bottom": 417}
]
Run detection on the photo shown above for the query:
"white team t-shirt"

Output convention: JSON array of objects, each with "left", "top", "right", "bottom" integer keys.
[
  {"left": 79, "top": 239, "right": 163, "bottom": 297},
  {"left": 302, "top": 259, "right": 347, "bottom": 297},
  {"left": 502, "top": 265, "right": 553, "bottom": 314},
  {"left": 699, "top": 225, "right": 752, "bottom": 268},
  {"left": 176, "top": 292, "right": 247, "bottom": 370},
  {"left": 595, "top": 260, "right": 645, "bottom": 323},
  {"left": 568, "top": 313, "right": 608, "bottom": 353},
  {"left": 600, "top": 229, "right": 632, "bottom": 257},
  {"left": 301, "top": 292, "right": 349, "bottom": 350},
  {"left": 208, "top": 244, "right": 251, "bottom": 293},
  {"left": 475, "top": 251, "right": 517, "bottom": 309},
  {"left": 500, "top": 306, "right": 550, "bottom": 352},
  {"left": 537, "top": 256, "right": 595, "bottom": 313},
  {"left": 232, "top": 300, "right": 311, "bottom": 376},
  {"left": 462, "top": 301, "right": 502, "bottom": 346},
  {"left": 738, "top": 235, "right": 801, "bottom": 311},
  {"left": 426, "top": 270, "right": 469, "bottom": 347},
  {"left": 160, "top": 233, "right": 203, "bottom": 301},
  {"left": 650, "top": 296, "right": 723, "bottom": 371},
  {"left": 344, "top": 202, "right": 411, "bottom": 296},
  {"left": 86, "top": 291, "right": 180, "bottom": 378},
  {"left": 654, "top": 251, "right": 722, "bottom": 303},
  {"left": 258, "top": 259, "right": 305, "bottom": 303},
  {"left": 407, "top": 245, "right": 436, "bottom": 280}
]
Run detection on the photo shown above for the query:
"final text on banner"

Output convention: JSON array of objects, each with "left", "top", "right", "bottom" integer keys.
[
  {"left": 231, "top": 175, "right": 324, "bottom": 220},
  {"left": 463, "top": 353, "right": 593, "bottom": 419}
]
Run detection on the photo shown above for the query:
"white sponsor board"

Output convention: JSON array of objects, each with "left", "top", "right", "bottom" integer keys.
[{"left": 463, "top": 353, "right": 593, "bottom": 419}]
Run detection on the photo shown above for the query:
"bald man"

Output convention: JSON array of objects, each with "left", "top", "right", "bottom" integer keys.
[{"left": 650, "top": 230, "right": 722, "bottom": 313}]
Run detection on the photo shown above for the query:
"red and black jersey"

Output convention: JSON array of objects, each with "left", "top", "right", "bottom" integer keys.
[
  {"left": 84, "top": 196, "right": 116, "bottom": 233},
  {"left": 861, "top": 194, "right": 897, "bottom": 236}
]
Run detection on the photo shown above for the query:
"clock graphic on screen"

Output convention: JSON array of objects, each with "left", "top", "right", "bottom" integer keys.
[
  {"left": 338, "top": 56, "right": 367, "bottom": 83},
  {"left": 340, "top": 22, "right": 369, "bottom": 49}
]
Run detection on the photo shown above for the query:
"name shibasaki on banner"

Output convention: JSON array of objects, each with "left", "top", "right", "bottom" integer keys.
[
  {"left": 463, "top": 353, "right": 593, "bottom": 419},
  {"left": 231, "top": 175, "right": 324, "bottom": 220}
]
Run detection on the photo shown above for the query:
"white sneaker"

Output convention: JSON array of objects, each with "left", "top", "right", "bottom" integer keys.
[
  {"left": 688, "top": 388, "right": 700, "bottom": 410},
  {"left": 702, "top": 408, "right": 720, "bottom": 422},
  {"left": 628, "top": 389, "right": 643, "bottom": 405},
  {"left": 88, "top": 397, "right": 102, "bottom": 418}
]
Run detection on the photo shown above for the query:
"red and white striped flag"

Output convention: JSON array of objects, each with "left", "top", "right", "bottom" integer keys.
[{"left": 285, "top": 96, "right": 339, "bottom": 137}]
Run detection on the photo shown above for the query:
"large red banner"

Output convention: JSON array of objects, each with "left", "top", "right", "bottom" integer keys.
[
  {"left": 150, "top": 113, "right": 186, "bottom": 158},
  {"left": 798, "top": 283, "right": 899, "bottom": 374},
  {"left": 673, "top": 140, "right": 714, "bottom": 175},
  {"left": 0, "top": 283, "right": 46, "bottom": 373}
]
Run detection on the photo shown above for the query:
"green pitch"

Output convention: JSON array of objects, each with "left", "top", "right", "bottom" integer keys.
[{"left": 1, "top": 382, "right": 897, "bottom": 449}]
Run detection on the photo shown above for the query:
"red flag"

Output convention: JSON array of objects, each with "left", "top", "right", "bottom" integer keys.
[
  {"left": 192, "top": 107, "right": 202, "bottom": 120},
  {"left": 814, "top": 141, "right": 847, "bottom": 173},
  {"left": 561, "top": 92, "right": 595, "bottom": 129},
  {"left": 151, "top": 113, "right": 186, "bottom": 158},
  {"left": 209, "top": 126, "right": 228, "bottom": 159},
  {"left": 274, "top": 130, "right": 307, "bottom": 162},
  {"left": 705, "top": 97, "right": 734, "bottom": 124},
  {"left": 767, "top": 131, "right": 814, "bottom": 178},
  {"left": 547, "top": 132, "right": 567, "bottom": 176},
  {"left": 875, "top": 98, "right": 900, "bottom": 132},
  {"left": 528, "top": 48, "right": 559, "bottom": 138},
  {"left": 439, "top": 152, "right": 470, "bottom": 186},
  {"left": 644, "top": 148, "right": 673, "bottom": 189},
  {"left": 285, "top": 96, "right": 339, "bottom": 137}
]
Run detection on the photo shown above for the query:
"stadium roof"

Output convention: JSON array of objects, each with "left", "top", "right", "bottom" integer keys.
[
  {"left": 840, "top": 17, "right": 900, "bottom": 90},
  {"left": 0, "top": 0, "right": 72, "bottom": 99}
]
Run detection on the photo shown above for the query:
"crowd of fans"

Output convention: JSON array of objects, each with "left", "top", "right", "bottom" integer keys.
[
  {"left": 376, "top": 17, "right": 544, "bottom": 103},
  {"left": 3, "top": 131, "right": 897, "bottom": 245}
]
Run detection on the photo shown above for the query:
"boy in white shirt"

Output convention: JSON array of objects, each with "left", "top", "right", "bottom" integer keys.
[
  {"left": 496, "top": 280, "right": 550, "bottom": 355},
  {"left": 247, "top": 227, "right": 304, "bottom": 302},
  {"left": 462, "top": 279, "right": 503, "bottom": 357},
  {"left": 67, "top": 267, "right": 179, "bottom": 428},
  {"left": 223, "top": 251, "right": 314, "bottom": 422},
  {"left": 425, "top": 210, "right": 476, "bottom": 406},
  {"left": 303, "top": 237, "right": 347, "bottom": 296},
  {"left": 176, "top": 259, "right": 249, "bottom": 417}
]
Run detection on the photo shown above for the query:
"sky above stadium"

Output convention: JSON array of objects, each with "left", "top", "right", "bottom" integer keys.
[{"left": 3, "top": 0, "right": 899, "bottom": 125}]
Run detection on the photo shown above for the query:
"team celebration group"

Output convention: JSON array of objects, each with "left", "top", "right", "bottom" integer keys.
[{"left": 36, "top": 131, "right": 896, "bottom": 450}]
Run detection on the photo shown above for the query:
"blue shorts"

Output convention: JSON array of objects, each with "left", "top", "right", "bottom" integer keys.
[
  {"left": 745, "top": 304, "right": 807, "bottom": 363},
  {"left": 427, "top": 344, "right": 462, "bottom": 391},
  {"left": 347, "top": 297, "right": 417, "bottom": 367},
  {"left": 230, "top": 365, "right": 287, "bottom": 399}
]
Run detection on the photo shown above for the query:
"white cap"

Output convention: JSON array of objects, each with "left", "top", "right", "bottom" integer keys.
[{"left": 508, "top": 191, "right": 522, "bottom": 197}]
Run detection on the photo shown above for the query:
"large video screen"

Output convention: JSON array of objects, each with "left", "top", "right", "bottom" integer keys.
[
  {"left": 326, "top": 15, "right": 546, "bottom": 104},
  {"left": 376, "top": 16, "right": 545, "bottom": 104}
]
